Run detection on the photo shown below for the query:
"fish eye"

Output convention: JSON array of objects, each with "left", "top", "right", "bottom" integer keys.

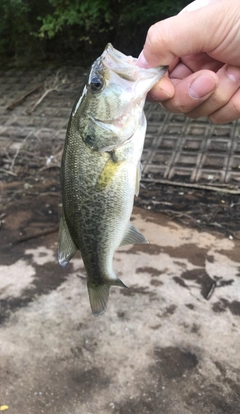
[
  {"left": 85, "top": 134, "right": 95, "bottom": 148},
  {"left": 90, "top": 76, "right": 104, "bottom": 92}
]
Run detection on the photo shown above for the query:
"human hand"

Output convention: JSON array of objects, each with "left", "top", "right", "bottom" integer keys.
[{"left": 137, "top": 0, "right": 240, "bottom": 124}]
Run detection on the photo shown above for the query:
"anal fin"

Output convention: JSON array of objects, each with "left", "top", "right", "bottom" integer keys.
[
  {"left": 58, "top": 213, "right": 77, "bottom": 267},
  {"left": 120, "top": 222, "right": 148, "bottom": 246}
]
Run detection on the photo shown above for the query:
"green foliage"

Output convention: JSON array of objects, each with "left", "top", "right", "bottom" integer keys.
[
  {"left": 0, "top": 0, "right": 189, "bottom": 65},
  {"left": 38, "top": 0, "right": 113, "bottom": 40}
]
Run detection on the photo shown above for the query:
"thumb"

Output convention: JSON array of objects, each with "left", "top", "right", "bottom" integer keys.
[{"left": 137, "top": 0, "right": 239, "bottom": 68}]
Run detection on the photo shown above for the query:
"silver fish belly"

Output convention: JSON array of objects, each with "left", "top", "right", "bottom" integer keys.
[{"left": 58, "top": 43, "right": 167, "bottom": 316}]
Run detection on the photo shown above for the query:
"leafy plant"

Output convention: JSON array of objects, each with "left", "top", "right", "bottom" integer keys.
[{"left": 37, "top": 0, "right": 114, "bottom": 40}]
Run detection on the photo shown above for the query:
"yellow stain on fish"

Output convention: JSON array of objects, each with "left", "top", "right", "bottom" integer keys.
[{"left": 96, "top": 158, "right": 122, "bottom": 191}]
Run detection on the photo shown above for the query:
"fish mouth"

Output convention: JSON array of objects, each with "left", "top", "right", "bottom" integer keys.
[
  {"left": 102, "top": 43, "right": 168, "bottom": 81},
  {"left": 104, "top": 43, "right": 136, "bottom": 66}
]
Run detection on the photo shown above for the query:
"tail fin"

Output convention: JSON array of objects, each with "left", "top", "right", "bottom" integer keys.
[{"left": 87, "top": 277, "right": 127, "bottom": 317}]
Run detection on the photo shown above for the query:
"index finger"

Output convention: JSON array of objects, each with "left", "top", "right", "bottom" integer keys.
[{"left": 137, "top": 1, "right": 226, "bottom": 68}]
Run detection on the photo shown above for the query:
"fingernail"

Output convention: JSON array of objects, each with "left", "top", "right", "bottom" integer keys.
[
  {"left": 189, "top": 74, "right": 217, "bottom": 99},
  {"left": 226, "top": 65, "right": 240, "bottom": 83},
  {"left": 136, "top": 51, "right": 150, "bottom": 68}
]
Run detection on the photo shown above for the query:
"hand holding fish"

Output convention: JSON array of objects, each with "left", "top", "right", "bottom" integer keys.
[{"left": 137, "top": 0, "right": 240, "bottom": 124}]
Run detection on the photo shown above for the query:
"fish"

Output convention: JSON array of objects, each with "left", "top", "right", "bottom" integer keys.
[{"left": 58, "top": 43, "right": 167, "bottom": 316}]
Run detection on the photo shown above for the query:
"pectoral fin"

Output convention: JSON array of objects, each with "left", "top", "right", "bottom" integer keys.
[
  {"left": 120, "top": 222, "right": 148, "bottom": 246},
  {"left": 58, "top": 214, "right": 77, "bottom": 267}
]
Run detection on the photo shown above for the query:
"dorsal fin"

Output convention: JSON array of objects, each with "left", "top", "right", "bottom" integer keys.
[{"left": 120, "top": 222, "right": 148, "bottom": 246}]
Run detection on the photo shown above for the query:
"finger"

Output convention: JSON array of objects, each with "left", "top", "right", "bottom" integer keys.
[
  {"left": 180, "top": 53, "right": 223, "bottom": 73},
  {"left": 147, "top": 76, "right": 175, "bottom": 102},
  {"left": 136, "top": 1, "right": 231, "bottom": 68},
  {"left": 181, "top": 0, "right": 218, "bottom": 13},
  {"left": 169, "top": 54, "right": 223, "bottom": 79},
  {"left": 161, "top": 70, "right": 218, "bottom": 113},
  {"left": 168, "top": 56, "right": 180, "bottom": 73},
  {"left": 186, "top": 65, "right": 240, "bottom": 118},
  {"left": 170, "top": 62, "right": 193, "bottom": 79},
  {"left": 209, "top": 88, "right": 240, "bottom": 124}
]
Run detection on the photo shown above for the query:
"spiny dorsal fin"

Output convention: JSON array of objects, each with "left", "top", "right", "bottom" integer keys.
[
  {"left": 58, "top": 214, "right": 77, "bottom": 267},
  {"left": 120, "top": 222, "right": 148, "bottom": 246}
]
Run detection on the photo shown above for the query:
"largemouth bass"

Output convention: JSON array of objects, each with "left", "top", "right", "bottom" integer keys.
[{"left": 58, "top": 44, "right": 167, "bottom": 316}]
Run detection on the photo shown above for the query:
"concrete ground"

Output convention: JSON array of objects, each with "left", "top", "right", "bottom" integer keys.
[
  {"left": 1, "top": 67, "right": 240, "bottom": 414},
  {"left": 1, "top": 206, "right": 240, "bottom": 414}
]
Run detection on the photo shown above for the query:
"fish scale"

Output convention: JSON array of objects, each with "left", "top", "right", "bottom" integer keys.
[{"left": 58, "top": 43, "right": 167, "bottom": 316}]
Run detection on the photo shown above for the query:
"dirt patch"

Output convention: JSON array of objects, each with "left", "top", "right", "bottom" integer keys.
[
  {"left": 0, "top": 170, "right": 61, "bottom": 248},
  {"left": 114, "top": 346, "right": 240, "bottom": 414},
  {"left": 212, "top": 299, "right": 240, "bottom": 316},
  {"left": 162, "top": 244, "right": 208, "bottom": 267},
  {"left": 135, "top": 182, "right": 240, "bottom": 238},
  {"left": 2, "top": 166, "right": 240, "bottom": 253},
  {"left": 136, "top": 266, "right": 163, "bottom": 277}
]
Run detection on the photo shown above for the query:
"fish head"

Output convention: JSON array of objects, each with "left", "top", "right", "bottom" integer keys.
[{"left": 73, "top": 44, "right": 167, "bottom": 152}]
